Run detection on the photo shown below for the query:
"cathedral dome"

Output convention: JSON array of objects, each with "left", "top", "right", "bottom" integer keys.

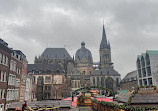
[{"left": 75, "top": 42, "right": 93, "bottom": 64}]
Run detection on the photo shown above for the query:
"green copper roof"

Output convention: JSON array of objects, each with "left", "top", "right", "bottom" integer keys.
[
  {"left": 121, "top": 90, "right": 129, "bottom": 93},
  {"left": 141, "top": 53, "right": 146, "bottom": 58},
  {"left": 146, "top": 50, "right": 158, "bottom": 55},
  {"left": 137, "top": 55, "right": 141, "bottom": 59}
]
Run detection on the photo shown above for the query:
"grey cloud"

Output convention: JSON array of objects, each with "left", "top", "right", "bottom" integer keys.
[{"left": 1, "top": 0, "right": 158, "bottom": 78}]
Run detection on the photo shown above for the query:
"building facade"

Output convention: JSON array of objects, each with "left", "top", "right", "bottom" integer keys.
[
  {"left": 137, "top": 50, "right": 158, "bottom": 88},
  {"left": 0, "top": 39, "right": 12, "bottom": 111},
  {"left": 27, "top": 64, "right": 69, "bottom": 100},
  {"left": 120, "top": 70, "right": 138, "bottom": 91},
  {"left": 34, "top": 48, "right": 75, "bottom": 76},
  {"left": 6, "top": 50, "right": 22, "bottom": 107},
  {"left": 18, "top": 51, "right": 28, "bottom": 102}
]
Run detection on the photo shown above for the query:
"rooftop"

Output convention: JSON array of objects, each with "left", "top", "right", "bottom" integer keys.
[{"left": 41, "top": 48, "right": 72, "bottom": 60}]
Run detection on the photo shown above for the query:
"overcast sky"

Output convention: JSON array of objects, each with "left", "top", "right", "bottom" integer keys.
[{"left": 1, "top": 0, "right": 158, "bottom": 78}]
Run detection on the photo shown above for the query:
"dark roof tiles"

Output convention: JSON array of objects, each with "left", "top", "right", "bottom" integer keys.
[
  {"left": 41, "top": 48, "right": 72, "bottom": 60},
  {"left": 27, "top": 64, "right": 64, "bottom": 74},
  {"left": 131, "top": 93, "right": 158, "bottom": 104},
  {"left": 92, "top": 67, "right": 120, "bottom": 76},
  {"left": 121, "top": 70, "right": 137, "bottom": 83}
]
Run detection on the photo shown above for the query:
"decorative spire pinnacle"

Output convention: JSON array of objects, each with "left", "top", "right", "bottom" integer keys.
[
  {"left": 81, "top": 41, "right": 85, "bottom": 48},
  {"left": 100, "top": 24, "right": 108, "bottom": 50}
]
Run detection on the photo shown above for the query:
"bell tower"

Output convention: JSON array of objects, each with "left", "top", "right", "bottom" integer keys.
[{"left": 99, "top": 24, "right": 111, "bottom": 69}]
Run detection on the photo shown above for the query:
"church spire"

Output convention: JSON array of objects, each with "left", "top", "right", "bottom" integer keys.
[{"left": 100, "top": 24, "right": 108, "bottom": 50}]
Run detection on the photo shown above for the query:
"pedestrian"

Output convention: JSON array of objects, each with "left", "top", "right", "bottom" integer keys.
[{"left": 22, "top": 101, "right": 27, "bottom": 111}]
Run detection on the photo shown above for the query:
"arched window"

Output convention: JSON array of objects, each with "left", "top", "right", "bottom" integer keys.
[
  {"left": 101, "top": 77, "right": 104, "bottom": 87},
  {"left": 93, "top": 77, "right": 95, "bottom": 86},
  {"left": 116, "top": 78, "right": 119, "bottom": 86},
  {"left": 97, "top": 77, "right": 99, "bottom": 86}
]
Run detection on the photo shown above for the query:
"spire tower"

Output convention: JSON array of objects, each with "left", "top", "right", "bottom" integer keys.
[{"left": 99, "top": 24, "right": 111, "bottom": 69}]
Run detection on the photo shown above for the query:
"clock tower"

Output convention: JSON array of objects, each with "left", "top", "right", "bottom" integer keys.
[{"left": 99, "top": 24, "right": 111, "bottom": 69}]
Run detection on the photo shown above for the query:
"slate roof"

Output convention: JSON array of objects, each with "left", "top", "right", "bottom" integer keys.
[
  {"left": 0, "top": 38, "right": 12, "bottom": 52},
  {"left": 41, "top": 48, "right": 72, "bottom": 60},
  {"left": 116, "top": 90, "right": 131, "bottom": 103},
  {"left": 92, "top": 67, "right": 120, "bottom": 76},
  {"left": 100, "top": 24, "right": 110, "bottom": 50},
  {"left": 27, "top": 64, "right": 64, "bottom": 74},
  {"left": 131, "top": 93, "right": 158, "bottom": 104},
  {"left": 121, "top": 70, "right": 137, "bottom": 83}
]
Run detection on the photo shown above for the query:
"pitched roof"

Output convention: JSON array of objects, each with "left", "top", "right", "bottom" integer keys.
[
  {"left": 100, "top": 25, "right": 109, "bottom": 50},
  {"left": 92, "top": 67, "right": 120, "bottom": 76},
  {"left": 116, "top": 90, "right": 131, "bottom": 103},
  {"left": 41, "top": 48, "right": 72, "bottom": 60},
  {"left": 27, "top": 64, "right": 64, "bottom": 74},
  {"left": 131, "top": 93, "right": 158, "bottom": 104},
  {"left": 121, "top": 70, "right": 137, "bottom": 83}
]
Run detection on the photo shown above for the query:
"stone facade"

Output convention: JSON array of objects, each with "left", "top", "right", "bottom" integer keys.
[
  {"left": 120, "top": 70, "right": 138, "bottom": 91},
  {"left": 28, "top": 64, "right": 69, "bottom": 100},
  {"left": 99, "top": 25, "right": 111, "bottom": 69},
  {"left": 34, "top": 48, "right": 75, "bottom": 75}
]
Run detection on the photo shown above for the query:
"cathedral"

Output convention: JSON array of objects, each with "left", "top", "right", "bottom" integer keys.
[
  {"left": 29, "top": 24, "right": 121, "bottom": 100},
  {"left": 69, "top": 24, "right": 121, "bottom": 92}
]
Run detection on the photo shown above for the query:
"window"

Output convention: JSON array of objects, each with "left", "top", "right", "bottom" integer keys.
[
  {"left": 0, "top": 89, "right": 1, "bottom": 99},
  {"left": 4, "top": 72, "right": 6, "bottom": 82},
  {"left": 141, "top": 57, "right": 145, "bottom": 67},
  {"left": 148, "top": 78, "right": 153, "bottom": 86},
  {"left": 97, "top": 77, "right": 99, "bottom": 86},
  {"left": 0, "top": 53, "right": 2, "bottom": 64},
  {"left": 101, "top": 77, "right": 104, "bottom": 87},
  {"left": 93, "top": 77, "right": 95, "bottom": 86},
  {"left": 147, "top": 66, "right": 151, "bottom": 76},
  {"left": 116, "top": 78, "right": 119, "bottom": 86},
  {"left": 0, "top": 104, "right": 4, "bottom": 111},
  {"left": 137, "top": 59, "right": 141, "bottom": 69},
  {"left": 5, "top": 57, "right": 8, "bottom": 66},
  {"left": 53, "top": 75, "right": 62, "bottom": 84},
  {"left": 142, "top": 68, "right": 146, "bottom": 77},
  {"left": 139, "top": 80, "right": 142, "bottom": 86},
  {"left": 143, "top": 79, "right": 147, "bottom": 86},
  {"left": 146, "top": 54, "right": 150, "bottom": 66},
  {"left": 2, "top": 55, "right": 5, "bottom": 65},
  {"left": 45, "top": 76, "right": 51, "bottom": 84},
  {"left": 1, "top": 71, "right": 3, "bottom": 82},
  {"left": 2, "top": 89, "right": 5, "bottom": 99},
  {"left": 16, "top": 79, "right": 20, "bottom": 87},
  {"left": 138, "top": 69, "right": 142, "bottom": 78}
]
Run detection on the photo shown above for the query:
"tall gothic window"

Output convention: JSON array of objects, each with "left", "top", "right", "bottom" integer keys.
[
  {"left": 101, "top": 77, "right": 104, "bottom": 87},
  {"left": 97, "top": 77, "right": 99, "bottom": 86},
  {"left": 93, "top": 77, "right": 95, "bottom": 86}
]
